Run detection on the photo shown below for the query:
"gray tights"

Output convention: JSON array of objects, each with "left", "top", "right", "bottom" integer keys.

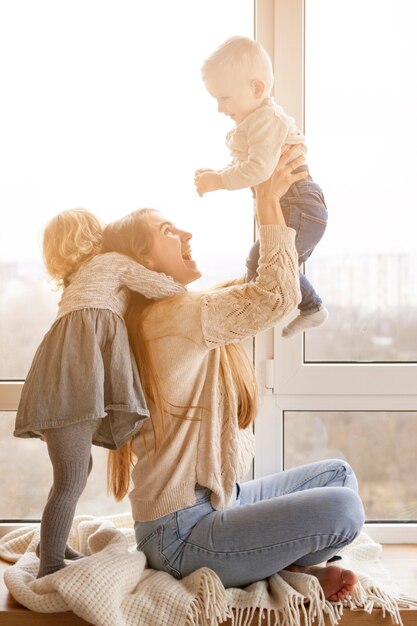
[{"left": 36, "top": 419, "right": 98, "bottom": 578}]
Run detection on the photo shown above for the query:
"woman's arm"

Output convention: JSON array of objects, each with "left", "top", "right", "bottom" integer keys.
[
  {"left": 201, "top": 149, "right": 307, "bottom": 348},
  {"left": 254, "top": 147, "right": 307, "bottom": 225},
  {"left": 245, "top": 148, "right": 307, "bottom": 281}
]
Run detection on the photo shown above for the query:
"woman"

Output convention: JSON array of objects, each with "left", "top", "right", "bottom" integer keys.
[{"left": 103, "top": 147, "right": 364, "bottom": 601}]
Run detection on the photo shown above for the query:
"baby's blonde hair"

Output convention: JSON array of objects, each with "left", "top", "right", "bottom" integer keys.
[
  {"left": 201, "top": 36, "right": 274, "bottom": 95},
  {"left": 43, "top": 208, "right": 104, "bottom": 288}
]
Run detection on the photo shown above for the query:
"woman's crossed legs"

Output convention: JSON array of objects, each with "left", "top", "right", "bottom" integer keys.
[{"left": 136, "top": 459, "right": 365, "bottom": 596}]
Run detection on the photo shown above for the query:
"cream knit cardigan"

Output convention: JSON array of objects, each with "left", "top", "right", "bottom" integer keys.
[{"left": 129, "top": 225, "right": 301, "bottom": 521}]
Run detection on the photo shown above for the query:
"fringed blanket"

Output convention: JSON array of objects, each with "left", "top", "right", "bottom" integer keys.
[{"left": 0, "top": 513, "right": 414, "bottom": 626}]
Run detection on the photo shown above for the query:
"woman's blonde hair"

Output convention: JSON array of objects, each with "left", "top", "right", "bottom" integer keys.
[
  {"left": 101, "top": 207, "right": 156, "bottom": 263},
  {"left": 201, "top": 36, "right": 274, "bottom": 95},
  {"left": 104, "top": 208, "right": 258, "bottom": 501},
  {"left": 43, "top": 208, "right": 103, "bottom": 288}
]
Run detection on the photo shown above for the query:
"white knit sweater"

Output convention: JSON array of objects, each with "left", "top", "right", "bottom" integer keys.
[
  {"left": 129, "top": 225, "right": 301, "bottom": 521},
  {"left": 221, "top": 97, "right": 307, "bottom": 190},
  {"left": 56, "top": 251, "right": 185, "bottom": 321}
]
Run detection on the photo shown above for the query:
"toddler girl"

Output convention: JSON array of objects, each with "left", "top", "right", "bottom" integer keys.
[{"left": 14, "top": 208, "right": 184, "bottom": 577}]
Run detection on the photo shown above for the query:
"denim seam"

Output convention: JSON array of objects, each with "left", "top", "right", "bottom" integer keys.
[
  {"left": 300, "top": 211, "right": 327, "bottom": 226},
  {"left": 136, "top": 527, "right": 160, "bottom": 551},
  {"left": 182, "top": 532, "right": 353, "bottom": 557},
  {"left": 157, "top": 526, "right": 182, "bottom": 578},
  {"left": 279, "top": 467, "right": 345, "bottom": 496}
]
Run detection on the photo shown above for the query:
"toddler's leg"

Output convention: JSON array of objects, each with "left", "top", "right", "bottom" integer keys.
[
  {"left": 36, "top": 454, "right": 94, "bottom": 562},
  {"left": 37, "top": 420, "right": 98, "bottom": 578}
]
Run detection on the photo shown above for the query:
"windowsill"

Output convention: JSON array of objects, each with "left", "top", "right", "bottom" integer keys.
[
  {"left": 0, "top": 523, "right": 39, "bottom": 539},
  {"left": 365, "top": 523, "right": 417, "bottom": 544}
]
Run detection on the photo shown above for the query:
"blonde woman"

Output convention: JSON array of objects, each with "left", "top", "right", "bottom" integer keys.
[
  {"left": 14, "top": 209, "right": 183, "bottom": 578},
  {"left": 106, "top": 147, "right": 364, "bottom": 601}
]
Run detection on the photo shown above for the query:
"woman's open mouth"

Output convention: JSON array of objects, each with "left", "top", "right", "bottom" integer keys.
[{"left": 182, "top": 248, "right": 193, "bottom": 261}]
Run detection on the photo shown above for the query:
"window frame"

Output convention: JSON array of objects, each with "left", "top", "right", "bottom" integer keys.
[
  {"left": 253, "top": 0, "right": 417, "bottom": 543},
  {"left": 2, "top": 0, "right": 416, "bottom": 544}
]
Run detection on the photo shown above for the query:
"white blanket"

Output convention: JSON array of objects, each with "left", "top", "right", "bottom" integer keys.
[{"left": 0, "top": 513, "right": 413, "bottom": 626}]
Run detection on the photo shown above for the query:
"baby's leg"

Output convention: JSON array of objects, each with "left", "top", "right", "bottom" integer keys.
[
  {"left": 280, "top": 181, "right": 328, "bottom": 338},
  {"left": 281, "top": 272, "right": 328, "bottom": 337},
  {"left": 37, "top": 420, "right": 98, "bottom": 578}
]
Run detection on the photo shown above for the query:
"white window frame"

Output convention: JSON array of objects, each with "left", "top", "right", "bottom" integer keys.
[{"left": 253, "top": 0, "right": 417, "bottom": 544}]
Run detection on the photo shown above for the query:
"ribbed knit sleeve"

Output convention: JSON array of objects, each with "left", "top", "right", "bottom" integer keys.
[
  {"left": 56, "top": 252, "right": 186, "bottom": 321},
  {"left": 120, "top": 256, "right": 186, "bottom": 300},
  {"left": 201, "top": 225, "right": 300, "bottom": 348}
]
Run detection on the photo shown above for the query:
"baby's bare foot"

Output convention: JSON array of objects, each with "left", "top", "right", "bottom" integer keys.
[{"left": 286, "top": 564, "right": 358, "bottom": 601}]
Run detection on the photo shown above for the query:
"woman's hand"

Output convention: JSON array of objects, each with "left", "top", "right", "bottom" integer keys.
[
  {"left": 254, "top": 146, "right": 308, "bottom": 227},
  {"left": 254, "top": 146, "right": 308, "bottom": 202}
]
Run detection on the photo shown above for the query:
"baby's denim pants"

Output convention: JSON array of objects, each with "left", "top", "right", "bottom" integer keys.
[{"left": 247, "top": 176, "right": 328, "bottom": 314}]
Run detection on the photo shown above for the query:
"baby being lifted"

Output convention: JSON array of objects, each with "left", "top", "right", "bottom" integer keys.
[{"left": 195, "top": 36, "right": 328, "bottom": 338}]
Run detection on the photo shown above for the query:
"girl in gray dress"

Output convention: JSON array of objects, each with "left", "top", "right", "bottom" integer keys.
[{"left": 14, "top": 208, "right": 184, "bottom": 578}]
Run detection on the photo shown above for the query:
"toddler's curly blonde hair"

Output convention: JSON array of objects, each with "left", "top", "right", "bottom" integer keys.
[{"left": 43, "top": 208, "right": 104, "bottom": 288}]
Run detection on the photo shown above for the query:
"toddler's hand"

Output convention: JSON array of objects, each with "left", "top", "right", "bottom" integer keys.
[{"left": 194, "top": 169, "right": 224, "bottom": 196}]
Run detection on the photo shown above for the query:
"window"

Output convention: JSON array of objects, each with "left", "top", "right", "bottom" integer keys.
[
  {"left": 0, "top": 412, "right": 120, "bottom": 519},
  {"left": 254, "top": 0, "right": 417, "bottom": 540},
  {"left": 284, "top": 411, "right": 417, "bottom": 522},
  {"left": 303, "top": 0, "right": 417, "bottom": 364},
  {"left": 0, "top": 0, "right": 255, "bottom": 520}
]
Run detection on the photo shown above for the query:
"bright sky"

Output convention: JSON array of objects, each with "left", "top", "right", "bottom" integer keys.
[
  {"left": 0, "top": 0, "right": 416, "bottom": 269},
  {"left": 0, "top": 0, "right": 253, "bottom": 280}
]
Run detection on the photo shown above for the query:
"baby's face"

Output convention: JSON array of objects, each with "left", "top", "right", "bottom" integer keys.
[{"left": 204, "top": 74, "right": 262, "bottom": 124}]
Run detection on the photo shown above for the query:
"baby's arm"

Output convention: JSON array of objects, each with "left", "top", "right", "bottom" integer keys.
[
  {"left": 221, "top": 111, "right": 290, "bottom": 191},
  {"left": 194, "top": 168, "right": 225, "bottom": 197}
]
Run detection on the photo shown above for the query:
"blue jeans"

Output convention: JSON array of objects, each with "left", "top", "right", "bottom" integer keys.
[
  {"left": 134, "top": 459, "right": 365, "bottom": 588},
  {"left": 247, "top": 177, "right": 328, "bottom": 314}
]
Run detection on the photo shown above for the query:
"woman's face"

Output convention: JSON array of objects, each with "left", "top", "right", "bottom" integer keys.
[{"left": 143, "top": 212, "right": 202, "bottom": 286}]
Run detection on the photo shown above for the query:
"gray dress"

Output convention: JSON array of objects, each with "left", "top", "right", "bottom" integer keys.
[{"left": 14, "top": 252, "right": 185, "bottom": 449}]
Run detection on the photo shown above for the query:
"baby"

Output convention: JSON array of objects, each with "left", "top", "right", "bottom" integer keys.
[{"left": 195, "top": 36, "right": 328, "bottom": 338}]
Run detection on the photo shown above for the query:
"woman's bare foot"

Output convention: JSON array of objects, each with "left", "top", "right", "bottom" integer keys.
[{"left": 285, "top": 564, "right": 358, "bottom": 601}]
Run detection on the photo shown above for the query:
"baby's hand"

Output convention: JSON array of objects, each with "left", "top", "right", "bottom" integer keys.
[{"left": 194, "top": 169, "right": 224, "bottom": 196}]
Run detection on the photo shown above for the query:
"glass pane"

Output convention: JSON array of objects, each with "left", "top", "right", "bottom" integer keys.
[
  {"left": 0, "top": 412, "right": 128, "bottom": 519},
  {"left": 283, "top": 411, "right": 417, "bottom": 522},
  {"left": 0, "top": 0, "right": 254, "bottom": 379},
  {"left": 304, "top": 0, "right": 417, "bottom": 362}
]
